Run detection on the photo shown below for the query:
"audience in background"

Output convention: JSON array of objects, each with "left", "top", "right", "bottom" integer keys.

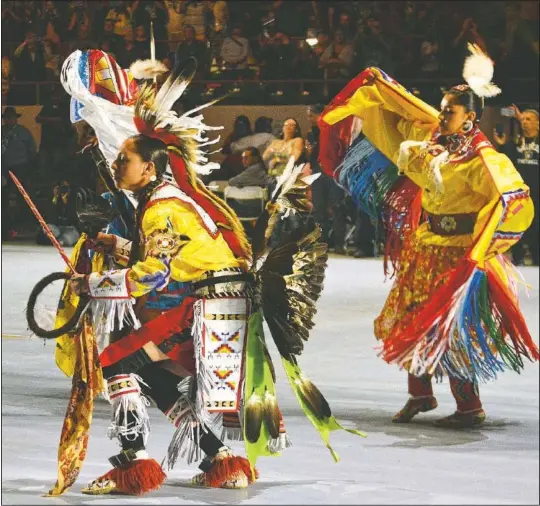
[
  {"left": 494, "top": 105, "right": 539, "bottom": 266},
  {"left": 228, "top": 147, "right": 273, "bottom": 188},
  {"left": 230, "top": 116, "right": 275, "bottom": 155},
  {"left": 36, "top": 179, "right": 80, "bottom": 246}
]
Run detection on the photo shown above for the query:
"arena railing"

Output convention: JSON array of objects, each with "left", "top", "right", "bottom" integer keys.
[{"left": 2, "top": 77, "right": 538, "bottom": 107}]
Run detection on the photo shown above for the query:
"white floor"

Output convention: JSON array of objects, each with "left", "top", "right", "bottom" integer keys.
[{"left": 1, "top": 244, "right": 539, "bottom": 505}]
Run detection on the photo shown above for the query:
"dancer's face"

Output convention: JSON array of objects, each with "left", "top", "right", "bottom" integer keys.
[
  {"left": 439, "top": 94, "right": 475, "bottom": 135},
  {"left": 112, "top": 138, "right": 155, "bottom": 191}
]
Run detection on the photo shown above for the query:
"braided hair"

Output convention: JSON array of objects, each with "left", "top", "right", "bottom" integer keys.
[{"left": 128, "top": 135, "right": 169, "bottom": 264}]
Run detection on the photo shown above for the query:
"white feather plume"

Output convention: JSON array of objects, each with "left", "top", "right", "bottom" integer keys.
[
  {"left": 129, "top": 59, "right": 168, "bottom": 80},
  {"left": 462, "top": 43, "right": 501, "bottom": 98}
]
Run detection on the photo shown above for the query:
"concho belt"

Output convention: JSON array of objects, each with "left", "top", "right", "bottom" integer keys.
[
  {"left": 426, "top": 211, "right": 477, "bottom": 236},
  {"left": 191, "top": 268, "right": 253, "bottom": 297}
]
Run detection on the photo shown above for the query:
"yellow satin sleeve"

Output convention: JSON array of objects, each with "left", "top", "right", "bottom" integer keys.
[
  {"left": 129, "top": 198, "right": 246, "bottom": 297},
  {"left": 322, "top": 67, "right": 439, "bottom": 163}
]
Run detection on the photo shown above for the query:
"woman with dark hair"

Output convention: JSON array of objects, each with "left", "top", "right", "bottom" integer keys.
[
  {"left": 319, "top": 45, "right": 537, "bottom": 429},
  {"left": 219, "top": 114, "right": 253, "bottom": 179},
  {"left": 262, "top": 117, "right": 304, "bottom": 178}
]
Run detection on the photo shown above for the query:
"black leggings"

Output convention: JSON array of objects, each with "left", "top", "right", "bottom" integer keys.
[{"left": 118, "top": 363, "right": 224, "bottom": 457}]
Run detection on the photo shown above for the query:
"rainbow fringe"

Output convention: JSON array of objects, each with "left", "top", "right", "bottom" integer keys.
[
  {"left": 382, "top": 257, "right": 538, "bottom": 383},
  {"left": 338, "top": 135, "right": 421, "bottom": 275}
]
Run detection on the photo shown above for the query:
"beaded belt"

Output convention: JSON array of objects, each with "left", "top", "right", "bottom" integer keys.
[
  {"left": 426, "top": 212, "right": 477, "bottom": 236},
  {"left": 191, "top": 268, "right": 252, "bottom": 297}
]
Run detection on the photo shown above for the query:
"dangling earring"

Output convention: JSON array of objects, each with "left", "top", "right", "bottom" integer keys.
[
  {"left": 149, "top": 175, "right": 157, "bottom": 182},
  {"left": 462, "top": 120, "right": 473, "bottom": 133}
]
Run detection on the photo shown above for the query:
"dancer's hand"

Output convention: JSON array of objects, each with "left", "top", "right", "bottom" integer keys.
[
  {"left": 87, "top": 232, "right": 116, "bottom": 253},
  {"left": 70, "top": 274, "right": 88, "bottom": 296}
]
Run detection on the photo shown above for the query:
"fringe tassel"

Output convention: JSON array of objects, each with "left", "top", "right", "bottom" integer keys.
[
  {"left": 191, "top": 300, "right": 215, "bottom": 420},
  {"left": 165, "top": 376, "right": 223, "bottom": 470},
  {"left": 382, "top": 178, "right": 422, "bottom": 277},
  {"left": 106, "top": 374, "right": 151, "bottom": 446},
  {"left": 267, "top": 433, "right": 293, "bottom": 454},
  {"left": 90, "top": 299, "right": 140, "bottom": 345},
  {"left": 101, "top": 458, "right": 166, "bottom": 495},
  {"left": 383, "top": 255, "right": 539, "bottom": 383}
]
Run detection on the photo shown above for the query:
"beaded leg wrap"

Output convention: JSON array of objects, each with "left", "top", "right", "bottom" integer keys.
[
  {"left": 392, "top": 374, "right": 437, "bottom": 423},
  {"left": 191, "top": 446, "right": 258, "bottom": 489},
  {"left": 434, "top": 379, "right": 485, "bottom": 428}
]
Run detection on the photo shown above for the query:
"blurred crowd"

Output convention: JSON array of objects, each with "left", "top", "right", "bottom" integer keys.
[
  {"left": 2, "top": 0, "right": 539, "bottom": 105},
  {"left": 1, "top": 1, "right": 538, "bottom": 263}
]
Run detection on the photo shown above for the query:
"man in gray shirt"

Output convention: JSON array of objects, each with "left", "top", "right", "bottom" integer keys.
[{"left": 228, "top": 147, "right": 273, "bottom": 188}]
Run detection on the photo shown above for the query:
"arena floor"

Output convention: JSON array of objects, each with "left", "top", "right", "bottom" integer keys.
[{"left": 1, "top": 243, "right": 538, "bottom": 505}]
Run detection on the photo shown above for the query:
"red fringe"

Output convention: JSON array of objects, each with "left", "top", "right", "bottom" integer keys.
[
  {"left": 204, "top": 455, "right": 258, "bottom": 489},
  {"left": 103, "top": 459, "right": 166, "bottom": 496},
  {"left": 382, "top": 178, "right": 422, "bottom": 277},
  {"left": 382, "top": 257, "right": 477, "bottom": 363},
  {"left": 487, "top": 269, "right": 540, "bottom": 361}
]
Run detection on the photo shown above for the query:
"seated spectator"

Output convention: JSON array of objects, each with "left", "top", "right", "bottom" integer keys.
[
  {"left": 228, "top": 147, "right": 273, "bottom": 188},
  {"left": 116, "top": 28, "right": 141, "bottom": 68},
  {"left": 230, "top": 116, "right": 276, "bottom": 155},
  {"left": 262, "top": 117, "right": 304, "bottom": 178},
  {"left": 13, "top": 31, "right": 47, "bottom": 104},
  {"left": 21, "top": 0, "right": 45, "bottom": 38},
  {"left": 449, "top": 17, "right": 487, "bottom": 76},
  {"left": 165, "top": 0, "right": 185, "bottom": 50},
  {"left": 36, "top": 179, "right": 80, "bottom": 247},
  {"left": 220, "top": 25, "right": 251, "bottom": 78},
  {"left": 43, "top": 39, "right": 61, "bottom": 80},
  {"left": 181, "top": 0, "right": 210, "bottom": 41},
  {"left": 66, "top": 0, "right": 91, "bottom": 41},
  {"left": 133, "top": 24, "right": 151, "bottom": 62},
  {"left": 174, "top": 24, "right": 209, "bottom": 72},
  {"left": 68, "top": 22, "right": 98, "bottom": 53},
  {"left": 319, "top": 28, "right": 354, "bottom": 79},
  {"left": 259, "top": 31, "right": 296, "bottom": 81},
  {"left": 2, "top": 2, "right": 25, "bottom": 46},
  {"left": 89, "top": 0, "right": 113, "bottom": 41},
  {"left": 354, "top": 16, "right": 394, "bottom": 75},
  {"left": 106, "top": 1, "right": 132, "bottom": 38},
  {"left": 131, "top": 0, "right": 169, "bottom": 58},
  {"left": 419, "top": 36, "right": 441, "bottom": 77},
  {"left": 263, "top": 116, "right": 306, "bottom": 247},
  {"left": 269, "top": 0, "right": 307, "bottom": 37},
  {"left": 2, "top": 52, "right": 14, "bottom": 104},
  {"left": 101, "top": 16, "right": 124, "bottom": 55},
  {"left": 218, "top": 115, "right": 253, "bottom": 180},
  {"left": 42, "top": 0, "right": 62, "bottom": 46},
  {"left": 312, "top": 30, "right": 331, "bottom": 57},
  {"left": 500, "top": 2, "right": 539, "bottom": 78}
]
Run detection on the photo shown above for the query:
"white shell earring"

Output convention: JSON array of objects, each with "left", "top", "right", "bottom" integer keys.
[
  {"left": 149, "top": 175, "right": 157, "bottom": 182},
  {"left": 462, "top": 120, "right": 473, "bottom": 133}
]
